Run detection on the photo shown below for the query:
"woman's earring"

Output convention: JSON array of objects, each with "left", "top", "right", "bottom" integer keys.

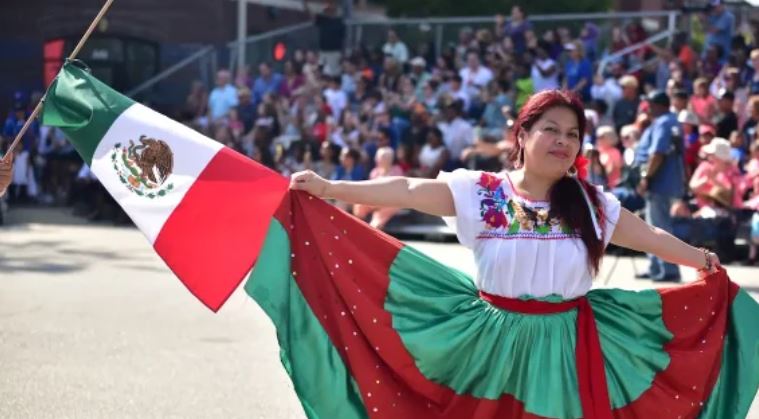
[{"left": 567, "top": 165, "right": 578, "bottom": 177}]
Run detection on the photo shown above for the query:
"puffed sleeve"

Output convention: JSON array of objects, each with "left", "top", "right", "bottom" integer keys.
[
  {"left": 595, "top": 185, "right": 622, "bottom": 246},
  {"left": 436, "top": 169, "right": 483, "bottom": 249}
]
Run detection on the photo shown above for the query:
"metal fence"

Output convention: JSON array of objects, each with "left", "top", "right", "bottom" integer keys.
[
  {"left": 346, "top": 10, "right": 679, "bottom": 61},
  {"left": 126, "top": 10, "right": 681, "bottom": 111}
]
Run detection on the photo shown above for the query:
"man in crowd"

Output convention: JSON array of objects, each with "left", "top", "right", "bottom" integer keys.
[{"left": 635, "top": 91, "right": 685, "bottom": 282}]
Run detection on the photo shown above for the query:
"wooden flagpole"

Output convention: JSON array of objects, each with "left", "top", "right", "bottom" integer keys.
[{"left": 2, "top": 0, "right": 115, "bottom": 163}]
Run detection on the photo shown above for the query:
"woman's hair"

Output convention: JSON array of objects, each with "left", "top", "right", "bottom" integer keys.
[{"left": 508, "top": 90, "right": 605, "bottom": 275}]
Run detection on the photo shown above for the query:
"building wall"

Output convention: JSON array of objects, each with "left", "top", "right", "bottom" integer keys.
[{"left": 0, "top": 0, "right": 308, "bottom": 113}]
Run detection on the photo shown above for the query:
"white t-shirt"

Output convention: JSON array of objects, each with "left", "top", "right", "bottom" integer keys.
[
  {"left": 437, "top": 118, "right": 474, "bottom": 163},
  {"left": 324, "top": 88, "right": 347, "bottom": 120},
  {"left": 531, "top": 58, "right": 559, "bottom": 92},
  {"left": 459, "top": 66, "right": 494, "bottom": 98},
  {"left": 418, "top": 144, "right": 447, "bottom": 169},
  {"left": 437, "top": 169, "right": 621, "bottom": 299}
]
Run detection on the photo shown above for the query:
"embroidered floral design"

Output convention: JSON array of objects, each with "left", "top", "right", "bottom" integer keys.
[
  {"left": 475, "top": 172, "right": 577, "bottom": 239},
  {"left": 476, "top": 173, "right": 512, "bottom": 229}
]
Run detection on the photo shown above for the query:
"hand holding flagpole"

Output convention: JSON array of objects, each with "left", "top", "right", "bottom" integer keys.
[{"left": 2, "top": 0, "right": 115, "bottom": 163}]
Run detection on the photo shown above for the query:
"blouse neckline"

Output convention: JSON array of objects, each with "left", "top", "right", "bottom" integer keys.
[{"left": 502, "top": 171, "right": 550, "bottom": 205}]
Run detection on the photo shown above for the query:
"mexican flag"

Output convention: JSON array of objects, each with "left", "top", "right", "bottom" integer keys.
[
  {"left": 41, "top": 60, "right": 289, "bottom": 311},
  {"left": 42, "top": 61, "right": 759, "bottom": 419}
]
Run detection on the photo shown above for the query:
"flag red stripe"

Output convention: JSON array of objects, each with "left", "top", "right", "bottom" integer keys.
[{"left": 155, "top": 147, "right": 288, "bottom": 312}]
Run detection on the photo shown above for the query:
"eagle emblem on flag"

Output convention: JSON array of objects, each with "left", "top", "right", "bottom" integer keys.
[{"left": 111, "top": 135, "right": 175, "bottom": 198}]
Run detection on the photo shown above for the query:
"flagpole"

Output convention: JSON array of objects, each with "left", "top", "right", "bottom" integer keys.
[{"left": 2, "top": 0, "right": 115, "bottom": 163}]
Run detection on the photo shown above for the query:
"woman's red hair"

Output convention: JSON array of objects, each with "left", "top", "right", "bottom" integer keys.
[{"left": 508, "top": 90, "right": 606, "bottom": 275}]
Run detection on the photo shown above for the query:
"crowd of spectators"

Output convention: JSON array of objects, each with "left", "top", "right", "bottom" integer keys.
[{"left": 2, "top": 2, "right": 759, "bottom": 264}]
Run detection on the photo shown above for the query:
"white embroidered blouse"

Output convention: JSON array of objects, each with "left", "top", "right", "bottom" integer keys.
[{"left": 437, "top": 169, "right": 622, "bottom": 299}]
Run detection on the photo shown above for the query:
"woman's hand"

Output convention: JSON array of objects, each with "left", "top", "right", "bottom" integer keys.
[
  {"left": 699, "top": 250, "right": 722, "bottom": 274},
  {"left": 290, "top": 170, "right": 331, "bottom": 198}
]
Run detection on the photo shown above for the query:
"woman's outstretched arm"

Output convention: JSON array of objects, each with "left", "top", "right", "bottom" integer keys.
[
  {"left": 610, "top": 208, "right": 720, "bottom": 272},
  {"left": 289, "top": 170, "right": 456, "bottom": 217}
]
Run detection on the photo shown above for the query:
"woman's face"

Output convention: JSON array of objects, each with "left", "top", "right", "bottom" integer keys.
[{"left": 520, "top": 107, "right": 582, "bottom": 179}]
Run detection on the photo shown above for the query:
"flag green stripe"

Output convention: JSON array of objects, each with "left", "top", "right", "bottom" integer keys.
[
  {"left": 698, "top": 289, "right": 759, "bottom": 419},
  {"left": 41, "top": 61, "right": 135, "bottom": 165},
  {"left": 244, "top": 219, "right": 367, "bottom": 419}
]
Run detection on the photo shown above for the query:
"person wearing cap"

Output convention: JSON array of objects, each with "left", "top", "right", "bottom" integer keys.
[
  {"left": 690, "top": 137, "right": 741, "bottom": 209},
  {"left": 715, "top": 89, "right": 738, "bottom": 139},
  {"left": 634, "top": 90, "right": 686, "bottom": 281},
  {"left": 409, "top": 57, "right": 431, "bottom": 99},
  {"left": 704, "top": 0, "right": 735, "bottom": 62},
  {"left": 612, "top": 75, "right": 640, "bottom": 133},
  {"left": 678, "top": 110, "right": 700, "bottom": 173}
]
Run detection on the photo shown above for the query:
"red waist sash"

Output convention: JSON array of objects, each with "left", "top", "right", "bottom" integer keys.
[{"left": 479, "top": 291, "right": 613, "bottom": 419}]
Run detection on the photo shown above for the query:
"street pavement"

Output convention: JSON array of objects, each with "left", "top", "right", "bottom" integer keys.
[{"left": 1, "top": 207, "right": 757, "bottom": 418}]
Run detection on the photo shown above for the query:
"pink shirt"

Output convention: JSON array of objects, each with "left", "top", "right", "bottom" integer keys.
[
  {"left": 689, "top": 95, "right": 717, "bottom": 124},
  {"left": 598, "top": 146, "right": 623, "bottom": 188},
  {"left": 690, "top": 161, "right": 742, "bottom": 208},
  {"left": 370, "top": 165, "right": 403, "bottom": 180}
]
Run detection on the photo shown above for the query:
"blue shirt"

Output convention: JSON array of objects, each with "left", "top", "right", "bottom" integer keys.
[
  {"left": 706, "top": 10, "right": 735, "bottom": 58},
  {"left": 208, "top": 84, "right": 239, "bottom": 120},
  {"left": 564, "top": 59, "right": 593, "bottom": 101},
  {"left": 3, "top": 114, "right": 38, "bottom": 152},
  {"left": 634, "top": 112, "right": 685, "bottom": 198},
  {"left": 252, "top": 73, "right": 283, "bottom": 105}
]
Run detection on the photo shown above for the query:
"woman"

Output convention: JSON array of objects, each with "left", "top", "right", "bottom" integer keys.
[
  {"left": 689, "top": 137, "right": 742, "bottom": 209},
  {"left": 416, "top": 127, "right": 449, "bottom": 179},
  {"left": 563, "top": 41, "right": 593, "bottom": 103},
  {"left": 286, "top": 90, "right": 758, "bottom": 418},
  {"left": 595, "top": 125, "right": 623, "bottom": 188}
]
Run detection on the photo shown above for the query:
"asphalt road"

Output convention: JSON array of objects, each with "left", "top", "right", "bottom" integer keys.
[{"left": 1, "top": 208, "right": 757, "bottom": 418}]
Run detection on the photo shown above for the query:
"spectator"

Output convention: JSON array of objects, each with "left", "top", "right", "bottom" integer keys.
[
  {"left": 236, "top": 87, "right": 257, "bottom": 135},
  {"left": 635, "top": 91, "right": 685, "bottom": 282},
  {"left": 715, "top": 89, "right": 739, "bottom": 139},
  {"left": 340, "top": 59, "right": 358, "bottom": 99},
  {"left": 438, "top": 100, "right": 474, "bottom": 169},
  {"left": 620, "top": 124, "right": 641, "bottom": 167},
  {"left": 185, "top": 80, "right": 208, "bottom": 126},
  {"left": 409, "top": 57, "right": 432, "bottom": 100},
  {"left": 741, "top": 95, "right": 759, "bottom": 150},
  {"left": 514, "top": 62, "right": 534, "bottom": 111},
  {"left": 352, "top": 146, "right": 403, "bottom": 229},
  {"left": 563, "top": 41, "right": 593, "bottom": 102},
  {"left": 499, "top": 6, "right": 532, "bottom": 55},
  {"left": 531, "top": 41, "right": 559, "bottom": 92},
  {"left": 678, "top": 110, "right": 701, "bottom": 174},
  {"left": 279, "top": 60, "right": 305, "bottom": 99},
  {"left": 704, "top": 0, "right": 735, "bottom": 61},
  {"left": 446, "top": 75, "right": 471, "bottom": 113},
  {"left": 332, "top": 147, "right": 366, "bottom": 214},
  {"left": 459, "top": 51, "right": 493, "bottom": 104},
  {"left": 596, "top": 125, "right": 623, "bottom": 188},
  {"left": 670, "top": 88, "right": 689, "bottom": 114},
  {"left": 324, "top": 76, "right": 348, "bottom": 120},
  {"left": 591, "top": 64, "right": 623, "bottom": 110},
  {"left": 747, "top": 49, "right": 759, "bottom": 96},
  {"left": 315, "top": 141, "right": 340, "bottom": 180},
  {"left": 612, "top": 75, "right": 640, "bottom": 133},
  {"left": 689, "top": 78, "right": 718, "bottom": 124},
  {"left": 416, "top": 127, "right": 449, "bottom": 178},
  {"left": 208, "top": 69, "right": 238, "bottom": 122},
  {"left": 304, "top": 0, "right": 345, "bottom": 76},
  {"left": 253, "top": 63, "right": 283, "bottom": 107},
  {"left": 382, "top": 29, "right": 409, "bottom": 65},
  {"left": 690, "top": 137, "right": 742, "bottom": 209}
]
